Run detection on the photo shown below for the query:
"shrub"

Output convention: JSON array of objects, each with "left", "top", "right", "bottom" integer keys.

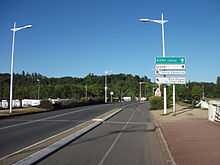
[
  {"left": 149, "top": 96, "right": 163, "bottom": 110},
  {"left": 39, "top": 100, "right": 53, "bottom": 110}
]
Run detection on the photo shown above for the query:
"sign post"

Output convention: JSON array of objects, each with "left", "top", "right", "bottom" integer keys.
[
  {"left": 110, "top": 91, "right": 114, "bottom": 103},
  {"left": 155, "top": 57, "right": 186, "bottom": 114},
  {"left": 173, "top": 84, "right": 176, "bottom": 113}
]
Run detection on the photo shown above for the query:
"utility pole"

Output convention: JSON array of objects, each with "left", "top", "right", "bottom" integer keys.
[
  {"left": 104, "top": 72, "right": 108, "bottom": 103},
  {"left": 110, "top": 91, "right": 114, "bottom": 103},
  {"left": 173, "top": 84, "right": 176, "bottom": 113},
  {"left": 37, "top": 79, "right": 40, "bottom": 100},
  {"left": 202, "top": 84, "right": 205, "bottom": 100},
  {"left": 85, "top": 85, "right": 88, "bottom": 100},
  {"left": 139, "top": 82, "right": 142, "bottom": 102},
  {"left": 139, "top": 82, "right": 144, "bottom": 102}
]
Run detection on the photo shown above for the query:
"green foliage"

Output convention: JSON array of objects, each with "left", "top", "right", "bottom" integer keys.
[
  {"left": 0, "top": 72, "right": 152, "bottom": 101},
  {"left": 2, "top": 71, "right": 220, "bottom": 103},
  {"left": 149, "top": 96, "right": 163, "bottom": 110},
  {"left": 191, "top": 85, "right": 202, "bottom": 100},
  {"left": 39, "top": 100, "right": 53, "bottom": 109}
]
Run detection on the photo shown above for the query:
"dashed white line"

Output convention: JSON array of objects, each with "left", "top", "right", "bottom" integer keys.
[{"left": 97, "top": 109, "right": 136, "bottom": 165}]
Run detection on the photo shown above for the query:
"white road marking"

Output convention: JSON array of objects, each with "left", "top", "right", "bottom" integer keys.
[
  {"left": 0, "top": 122, "right": 84, "bottom": 161},
  {"left": 0, "top": 103, "right": 134, "bottom": 161},
  {"left": 12, "top": 108, "right": 124, "bottom": 165},
  {"left": 103, "top": 121, "right": 149, "bottom": 125},
  {"left": 0, "top": 107, "right": 93, "bottom": 130},
  {"left": 97, "top": 109, "right": 136, "bottom": 165},
  {"left": 0, "top": 119, "right": 87, "bottom": 123},
  {"left": 92, "top": 118, "right": 104, "bottom": 122}
]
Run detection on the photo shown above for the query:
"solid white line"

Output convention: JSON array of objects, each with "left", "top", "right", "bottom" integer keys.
[
  {"left": 0, "top": 107, "right": 93, "bottom": 130},
  {"left": 0, "top": 103, "right": 135, "bottom": 162},
  {"left": 155, "top": 121, "right": 177, "bottom": 165},
  {"left": 0, "top": 106, "right": 123, "bottom": 161},
  {"left": 13, "top": 108, "right": 124, "bottom": 165},
  {"left": 0, "top": 104, "right": 117, "bottom": 130},
  {"left": 0, "top": 122, "right": 84, "bottom": 161},
  {"left": 97, "top": 109, "right": 136, "bottom": 165},
  {"left": 0, "top": 119, "right": 87, "bottom": 123},
  {"left": 103, "top": 121, "right": 149, "bottom": 125}
]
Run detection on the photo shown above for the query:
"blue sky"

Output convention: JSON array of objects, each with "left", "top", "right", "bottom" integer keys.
[{"left": 0, "top": 0, "right": 220, "bottom": 82}]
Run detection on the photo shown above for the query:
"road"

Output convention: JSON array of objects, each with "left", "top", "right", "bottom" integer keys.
[
  {"left": 38, "top": 103, "right": 168, "bottom": 165},
  {"left": 0, "top": 103, "right": 127, "bottom": 159}
]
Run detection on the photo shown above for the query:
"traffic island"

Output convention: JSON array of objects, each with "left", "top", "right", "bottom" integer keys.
[{"left": 151, "top": 104, "right": 220, "bottom": 165}]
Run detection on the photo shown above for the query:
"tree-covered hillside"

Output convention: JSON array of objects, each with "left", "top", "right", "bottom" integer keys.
[
  {"left": 0, "top": 72, "right": 152, "bottom": 101},
  {"left": 0, "top": 72, "right": 220, "bottom": 103}
]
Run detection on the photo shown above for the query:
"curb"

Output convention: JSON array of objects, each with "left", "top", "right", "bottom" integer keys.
[
  {"left": 13, "top": 108, "right": 123, "bottom": 165},
  {"left": 154, "top": 121, "right": 177, "bottom": 165}
]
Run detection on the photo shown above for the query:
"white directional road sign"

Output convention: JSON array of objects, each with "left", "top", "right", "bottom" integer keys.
[
  {"left": 155, "top": 64, "right": 185, "bottom": 70},
  {"left": 155, "top": 77, "right": 186, "bottom": 84},
  {"left": 155, "top": 69, "right": 186, "bottom": 75},
  {"left": 155, "top": 57, "right": 186, "bottom": 84}
]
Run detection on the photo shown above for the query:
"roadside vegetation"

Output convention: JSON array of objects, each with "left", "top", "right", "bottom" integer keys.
[
  {"left": 149, "top": 96, "right": 163, "bottom": 110},
  {"left": 0, "top": 72, "right": 152, "bottom": 102},
  {"left": 150, "top": 78, "right": 220, "bottom": 110},
  {"left": 1, "top": 72, "right": 220, "bottom": 110}
]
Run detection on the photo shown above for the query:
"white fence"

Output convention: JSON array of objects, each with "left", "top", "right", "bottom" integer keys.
[
  {"left": 1, "top": 100, "right": 8, "bottom": 109},
  {"left": 0, "top": 99, "right": 40, "bottom": 109},
  {"left": 22, "top": 99, "right": 40, "bottom": 107}
]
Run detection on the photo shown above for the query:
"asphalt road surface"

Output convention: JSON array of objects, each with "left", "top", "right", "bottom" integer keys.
[
  {"left": 38, "top": 103, "right": 168, "bottom": 165},
  {"left": 0, "top": 103, "right": 127, "bottom": 159}
]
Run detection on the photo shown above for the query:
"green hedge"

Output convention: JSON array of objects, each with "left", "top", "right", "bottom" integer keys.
[
  {"left": 39, "top": 98, "right": 104, "bottom": 110},
  {"left": 39, "top": 100, "right": 54, "bottom": 110},
  {"left": 149, "top": 96, "right": 163, "bottom": 110}
]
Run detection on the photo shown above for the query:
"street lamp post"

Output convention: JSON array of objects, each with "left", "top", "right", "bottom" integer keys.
[
  {"left": 104, "top": 71, "right": 112, "bottom": 103},
  {"left": 37, "top": 79, "right": 40, "bottom": 100},
  {"left": 110, "top": 91, "right": 114, "bottom": 103},
  {"left": 139, "top": 82, "right": 144, "bottom": 102},
  {"left": 9, "top": 22, "right": 32, "bottom": 113},
  {"left": 202, "top": 84, "right": 205, "bottom": 100},
  {"left": 139, "top": 82, "right": 146, "bottom": 102},
  {"left": 139, "top": 13, "right": 168, "bottom": 114},
  {"left": 104, "top": 71, "right": 108, "bottom": 103},
  {"left": 85, "top": 85, "right": 88, "bottom": 100}
]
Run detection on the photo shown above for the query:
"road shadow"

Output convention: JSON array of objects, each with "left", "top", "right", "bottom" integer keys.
[
  {"left": 172, "top": 106, "right": 194, "bottom": 116},
  {"left": 69, "top": 124, "right": 156, "bottom": 147}
]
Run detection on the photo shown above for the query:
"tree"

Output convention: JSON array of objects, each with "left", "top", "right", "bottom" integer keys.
[{"left": 191, "top": 85, "right": 202, "bottom": 101}]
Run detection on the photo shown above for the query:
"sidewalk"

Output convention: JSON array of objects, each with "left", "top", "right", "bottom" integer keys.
[{"left": 151, "top": 104, "right": 220, "bottom": 165}]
